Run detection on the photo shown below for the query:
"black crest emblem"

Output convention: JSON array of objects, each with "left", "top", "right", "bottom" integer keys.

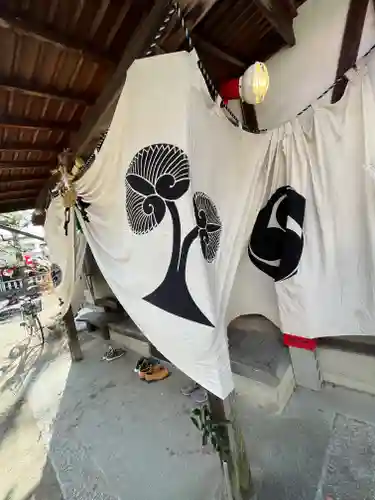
[
  {"left": 248, "top": 185, "right": 305, "bottom": 282},
  {"left": 126, "top": 144, "right": 222, "bottom": 327}
]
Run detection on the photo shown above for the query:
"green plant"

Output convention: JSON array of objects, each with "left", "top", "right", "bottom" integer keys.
[{"left": 191, "top": 404, "right": 231, "bottom": 456}]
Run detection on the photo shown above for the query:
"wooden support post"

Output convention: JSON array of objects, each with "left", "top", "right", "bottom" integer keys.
[
  {"left": 63, "top": 306, "right": 83, "bottom": 362},
  {"left": 208, "top": 391, "right": 255, "bottom": 500},
  {"left": 331, "top": 0, "right": 369, "bottom": 103},
  {"left": 241, "top": 102, "right": 259, "bottom": 133}
]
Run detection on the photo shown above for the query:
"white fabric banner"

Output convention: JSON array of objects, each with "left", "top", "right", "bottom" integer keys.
[
  {"left": 44, "top": 197, "right": 86, "bottom": 316},
  {"left": 46, "top": 50, "right": 375, "bottom": 397},
  {"left": 74, "top": 52, "right": 258, "bottom": 398},
  {"left": 229, "top": 61, "right": 375, "bottom": 339}
]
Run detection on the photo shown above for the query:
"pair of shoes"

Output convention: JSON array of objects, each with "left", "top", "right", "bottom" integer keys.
[
  {"left": 181, "top": 382, "right": 207, "bottom": 403},
  {"left": 134, "top": 356, "right": 159, "bottom": 372},
  {"left": 102, "top": 346, "right": 126, "bottom": 362},
  {"left": 139, "top": 363, "right": 169, "bottom": 382}
]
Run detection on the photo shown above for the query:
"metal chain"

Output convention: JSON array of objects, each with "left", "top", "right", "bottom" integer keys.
[
  {"left": 77, "top": 0, "right": 375, "bottom": 176},
  {"left": 172, "top": 1, "right": 255, "bottom": 132},
  {"left": 88, "top": 1, "right": 375, "bottom": 173},
  {"left": 173, "top": 1, "right": 375, "bottom": 133},
  {"left": 145, "top": 3, "right": 177, "bottom": 56},
  {"left": 172, "top": 1, "right": 193, "bottom": 52},
  {"left": 77, "top": 2, "right": 177, "bottom": 180}
]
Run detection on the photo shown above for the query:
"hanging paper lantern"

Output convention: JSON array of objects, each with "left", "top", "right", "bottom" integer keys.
[{"left": 219, "top": 62, "right": 269, "bottom": 105}]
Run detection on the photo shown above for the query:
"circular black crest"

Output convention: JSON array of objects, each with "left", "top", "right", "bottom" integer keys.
[
  {"left": 193, "top": 192, "right": 222, "bottom": 263},
  {"left": 248, "top": 185, "right": 306, "bottom": 282},
  {"left": 125, "top": 144, "right": 190, "bottom": 234}
]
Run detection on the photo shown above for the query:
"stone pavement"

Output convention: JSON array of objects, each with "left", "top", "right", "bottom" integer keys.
[
  {"left": 2, "top": 304, "right": 375, "bottom": 499},
  {"left": 0, "top": 294, "right": 63, "bottom": 500}
]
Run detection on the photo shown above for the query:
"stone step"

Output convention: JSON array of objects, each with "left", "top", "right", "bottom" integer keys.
[{"left": 109, "top": 314, "right": 295, "bottom": 412}]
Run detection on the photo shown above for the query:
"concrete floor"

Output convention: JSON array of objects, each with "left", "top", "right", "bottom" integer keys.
[{"left": 2, "top": 299, "right": 375, "bottom": 499}]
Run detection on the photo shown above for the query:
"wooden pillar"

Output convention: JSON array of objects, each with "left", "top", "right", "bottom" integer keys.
[
  {"left": 63, "top": 306, "right": 83, "bottom": 362},
  {"left": 208, "top": 391, "right": 255, "bottom": 500}
]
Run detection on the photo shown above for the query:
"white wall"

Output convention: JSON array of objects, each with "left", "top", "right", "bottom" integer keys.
[{"left": 256, "top": 0, "right": 375, "bottom": 130}]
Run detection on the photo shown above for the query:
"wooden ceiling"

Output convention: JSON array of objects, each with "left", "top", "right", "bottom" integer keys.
[{"left": 0, "top": 0, "right": 306, "bottom": 213}]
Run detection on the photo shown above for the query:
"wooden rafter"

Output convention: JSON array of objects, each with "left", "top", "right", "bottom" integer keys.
[
  {"left": 70, "top": 0, "right": 172, "bottom": 155},
  {"left": 281, "top": 0, "right": 297, "bottom": 18},
  {"left": 172, "top": 0, "right": 221, "bottom": 49},
  {"left": 0, "top": 3, "right": 114, "bottom": 67},
  {"left": 253, "top": 0, "right": 295, "bottom": 46},
  {"left": 0, "top": 199, "right": 36, "bottom": 213},
  {"left": 0, "top": 189, "right": 39, "bottom": 201},
  {"left": 0, "top": 77, "right": 92, "bottom": 105},
  {"left": 0, "top": 178, "right": 47, "bottom": 191},
  {"left": 331, "top": 0, "right": 369, "bottom": 103},
  {"left": 0, "top": 142, "right": 60, "bottom": 153},
  {"left": 0, "top": 116, "right": 79, "bottom": 132},
  {"left": 0, "top": 161, "right": 54, "bottom": 169},
  {"left": 193, "top": 35, "right": 247, "bottom": 68},
  {"left": 34, "top": 0, "right": 172, "bottom": 214}
]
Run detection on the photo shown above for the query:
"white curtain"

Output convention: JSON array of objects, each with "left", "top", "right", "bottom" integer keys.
[
  {"left": 44, "top": 197, "right": 86, "bottom": 316},
  {"left": 228, "top": 60, "right": 375, "bottom": 339},
  {"left": 46, "top": 51, "right": 375, "bottom": 398}
]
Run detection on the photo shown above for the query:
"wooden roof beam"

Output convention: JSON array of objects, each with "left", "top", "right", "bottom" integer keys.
[
  {"left": 172, "top": 0, "right": 221, "bottom": 50},
  {"left": 0, "top": 142, "right": 61, "bottom": 153},
  {"left": 0, "top": 116, "right": 79, "bottom": 132},
  {"left": 0, "top": 77, "right": 92, "bottom": 105},
  {"left": 70, "top": 0, "right": 172, "bottom": 155},
  {"left": 0, "top": 189, "right": 39, "bottom": 201},
  {"left": 331, "top": 0, "right": 369, "bottom": 103},
  {"left": 253, "top": 0, "right": 295, "bottom": 46},
  {"left": 0, "top": 178, "right": 47, "bottom": 191},
  {"left": 34, "top": 0, "right": 173, "bottom": 215},
  {"left": 193, "top": 35, "right": 247, "bottom": 68},
  {"left": 0, "top": 161, "right": 54, "bottom": 169},
  {"left": 0, "top": 3, "right": 114, "bottom": 67}
]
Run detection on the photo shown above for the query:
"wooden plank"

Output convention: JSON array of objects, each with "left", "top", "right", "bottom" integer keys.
[
  {"left": 34, "top": 0, "right": 171, "bottom": 214},
  {"left": 331, "top": 0, "right": 369, "bottom": 103},
  {"left": 64, "top": 307, "right": 83, "bottom": 362},
  {"left": 0, "top": 189, "right": 39, "bottom": 201},
  {"left": 208, "top": 392, "right": 254, "bottom": 500},
  {"left": 104, "top": 0, "right": 132, "bottom": 49},
  {"left": 253, "top": 0, "right": 295, "bottom": 46},
  {"left": 0, "top": 77, "right": 91, "bottom": 105},
  {"left": 0, "top": 116, "right": 79, "bottom": 132},
  {"left": 0, "top": 161, "right": 54, "bottom": 169},
  {"left": 70, "top": 0, "right": 172, "bottom": 155},
  {"left": 0, "top": 178, "right": 47, "bottom": 190},
  {"left": 0, "top": 142, "right": 60, "bottom": 153},
  {"left": 0, "top": 2, "right": 114, "bottom": 67},
  {"left": 193, "top": 35, "right": 247, "bottom": 68},
  {"left": 164, "top": 0, "right": 221, "bottom": 51}
]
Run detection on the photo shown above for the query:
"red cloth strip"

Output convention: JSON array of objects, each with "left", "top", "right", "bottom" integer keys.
[{"left": 283, "top": 333, "right": 317, "bottom": 351}]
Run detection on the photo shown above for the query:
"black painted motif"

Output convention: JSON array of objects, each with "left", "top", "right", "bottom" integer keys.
[
  {"left": 248, "top": 185, "right": 305, "bottom": 282},
  {"left": 76, "top": 196, "right": 91, "bottom": 223},
  {"left": 51, "top": 263, "right": 63, "bottom": 288},
  {"left": 126, "top": 144, "right": 221, "bottom": 327}
]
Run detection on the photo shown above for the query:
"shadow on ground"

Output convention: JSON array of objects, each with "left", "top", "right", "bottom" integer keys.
[{"left": 2, "top": 457, "right": 62, "bottom": 500}]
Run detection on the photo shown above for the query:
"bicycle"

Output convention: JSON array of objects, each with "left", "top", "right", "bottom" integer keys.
[{"left": 20, "top": 297, "right": 44, "bottom": 346}]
